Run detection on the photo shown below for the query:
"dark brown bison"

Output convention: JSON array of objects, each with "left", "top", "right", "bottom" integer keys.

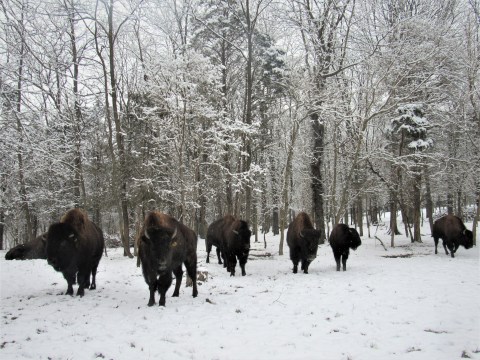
[
  {"left": 138, "top": 211, "right": 198, "bottom": 307},
  {"left": 222, "top": 216, "right": 251, "bottom": 277},
  {"left": 432, "top": 215, "right": 473, "bottom": 258},
  {"left": 46, "top": 208, "right": 105, "bottom": 297},
  {"left": 329, "top": 224, "right": 362, "bottom": 271},
  {"left": 205, "top": 217, "right": 225, "bottom": 265},
  {"left": 206, "top": 215, "right": 251, "bottom": 276},
  {"left": 5, "top": 233, "right": 47, "bottom": 260},
  {"left": 286, "top": 212, "right": 323, "bottom": 274}
]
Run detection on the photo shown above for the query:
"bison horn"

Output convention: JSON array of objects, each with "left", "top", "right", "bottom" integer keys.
[
  {"left": 299, "top": 231, "right": 304, "bottom": 238},
  {"left": 144, "top": 229, "right": 150, "bottom": 240},
  {"left": 172, "top": 227, "right": 178, "bottom": 239},
  {"left": 233, "top": 230, "right": 239, "bottom": 235}
]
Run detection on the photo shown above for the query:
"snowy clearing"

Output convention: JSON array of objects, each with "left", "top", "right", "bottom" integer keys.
[{"left": 1, "top": 219, "right": 479, "bottom": 360}]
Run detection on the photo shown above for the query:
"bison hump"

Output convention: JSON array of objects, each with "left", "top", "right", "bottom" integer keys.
[{"left": 61, "top": 208, "right": 89, "bottom": 233}]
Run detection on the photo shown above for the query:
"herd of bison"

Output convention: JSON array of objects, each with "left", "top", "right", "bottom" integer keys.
[{"left": 4, "top": 208, "right": 474, "bottom": 307}]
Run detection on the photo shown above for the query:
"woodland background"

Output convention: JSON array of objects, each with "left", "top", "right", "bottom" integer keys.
[{"left": 1, "top": 0, "right": 479, "bottom": 255}]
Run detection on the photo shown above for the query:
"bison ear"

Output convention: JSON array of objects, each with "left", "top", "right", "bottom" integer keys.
[{"left": 41, "top": 234, "right": 47, "bottom": 244}]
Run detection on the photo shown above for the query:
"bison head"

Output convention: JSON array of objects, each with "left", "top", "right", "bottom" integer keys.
[
  {"left": 142, "top": 227, "right": 178, "bottom": 272},
  {"left": 348, "top": 228, "right": 362, "bottom": 250},
  {"left": 461, "top": 228, "right": 474, "bottom": 249},
  {"left": 233, "top": 220, "right": 251, "bottom": 254},
  {"left": 5, "top": 243, "right": 29, "bottom": 260},
  {"left": 46, "top": 223, "right": 79, "bottom": 272},
  {"left": 300, "top": 229, "right": 321, "bottom": 261}
]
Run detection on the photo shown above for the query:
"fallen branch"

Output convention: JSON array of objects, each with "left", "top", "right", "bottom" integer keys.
[{"left": 375, "top": 236, "right": 388, "bottom": 251}]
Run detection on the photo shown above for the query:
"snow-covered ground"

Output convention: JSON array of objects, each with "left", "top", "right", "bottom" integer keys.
[{"left": 1, "top": 217, "right": 479, "bottom": 360}]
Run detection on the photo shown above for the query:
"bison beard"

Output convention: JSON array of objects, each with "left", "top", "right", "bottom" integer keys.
[
  {"left": 46, "top": 209, "right": 105, "bottom": 297},
  {"left": 329, "top": 224, "right": 362, "bottom": 271},
  {"left": 286, "top": 212, "right": 322, "bottom": 274},
  {"left": 138, "top": 212, "right": 198, "bottom": 307},
  {"left": 432, "top": 215, "right": 473, "bottom": 258}
]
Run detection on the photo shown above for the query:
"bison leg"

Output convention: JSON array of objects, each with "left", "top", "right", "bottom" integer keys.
[
  {"left": 157, "top": 272, "right": 173, "bottom": 306},
  {"left": 342, "top": 255, "right": 348, "bottom": 271},
  {"left": 290, "top": 249, "right": 299, "bottom": 274},
  {"left": 172, "top": 266, "right": 183, "bottom": 297},
  {"left": 448, "top": 243, "right": 455, "bottom": 258},
  {"left": 184, "top": 259, "right": 198, "bottom": 298},
  {"left": 301, "top": 260, "right": 311, "bottom": 274},
  {"left": 147, "top": 282, "right": 156, "bottom": 307},
  {"left": 62, "top": 272, "right": 75, "bottom": 296},
  {"left": 342, "top": 250, "right": 349, "bottom": 271},
  {"left": 228, "top": 255, "right": 237, "bottom": 276},
  {"left": 216, "top": 247, "right": 223, "bottom": 265},
  {"left": 433, "top": 236, "right": 439, "bottom": 254},
  {"left": 239, "top": 256, "right": 247, "bottom": 276},
  {"left": 90, "top": 267, "right": 97, "bottom": 290},
  {"left": 442, "top": 241, "right": 449, "bottom": 255},
  {"left": 206, "top": 240, "right": 211, "bottom": 263},
  {"left": 333, "top": 252, "right": 341, "bottom": 271}
]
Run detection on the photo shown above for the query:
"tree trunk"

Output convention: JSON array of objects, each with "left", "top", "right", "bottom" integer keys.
[
  {"left": 310, "top": 112, "right": 326, "bottom": 241},
  {"left": 14, "top": 5, "right": 34, "bottom": 242},
  {"left": 412, "top": 169, "right": 422, "bottom": 243},
  {"left": 106, "top": 0, "right": 132, "bottom": 258},
  {"left": 66, "top": 1, "right": 85, "bottom": 208},
  {"left": 424, "top": 165, "right": 434, "bottom": 233}
]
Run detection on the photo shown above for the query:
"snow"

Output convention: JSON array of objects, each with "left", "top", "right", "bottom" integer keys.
[{"left": 1, "top": 216, "right": 479, "bottom": 360}]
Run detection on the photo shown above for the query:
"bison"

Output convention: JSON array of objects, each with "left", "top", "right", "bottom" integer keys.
[
  {"left": 223, "top": 216, "right": 251, "bottom": 277},
  {"left": 432, "top": 215, "right": 473, "bottom": 258},
  {"left": 138, "top": 211, "right": 198, "bottom": 307},
  {"left": 286, "top": 212, "right": 323, "bottom": 274},
  {"left": 329, "top": 224, "right": 362, "bottom": 271},
  {"left": 46, "top": 208, "right": 105, "bottom": 297},
  {"left": 5, "top": 233, "right": 47, "bottom": 260},
  {"left": 205, "top": 217, "right": 225, "bottom": 265},
  {"left": 206, "top": 215, "right": 251, "bottom": 276}
]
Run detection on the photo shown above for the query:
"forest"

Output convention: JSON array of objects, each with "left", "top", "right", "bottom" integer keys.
[{"left": 1, "top": 0, "right": 479, "bottom": 254}]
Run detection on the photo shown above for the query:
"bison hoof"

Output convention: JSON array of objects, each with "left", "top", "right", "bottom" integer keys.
[
  {"left": 77, "top": 288, "right": 85, "bottom": 297},
  {"left": 193, "top": 290, "right": 198, "bottom": 298},
  {"left": 65, "top": 289, "right": 74, "bottom": 296},
  {"left": 172, "top": 292, "right": 179, "bottom": 297},
  {"left": 147, "top": 300, "right": 154, "bottom": 307}
]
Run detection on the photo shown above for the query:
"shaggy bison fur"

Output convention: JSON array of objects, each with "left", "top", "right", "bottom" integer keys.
[
  {"left": 206, "top": 215, "right": 251, "bottom": 276},
  {"left": 432, "top": 215, "right": 473, "bottom": 258},
  {"left": 138, "top": 211, "right": 198, "bottom": 307},
  {"left": 46, "top": 208, "right": 105, "bottom": 297},
  {"left": 286, "top": 212, "right": 322, "bottom": 274},
  {"left": 329, "top": 224, "right": 362, "bottom": 271},
  {"left": 5, "top": 233, "right": 47, "bottom": 260}
]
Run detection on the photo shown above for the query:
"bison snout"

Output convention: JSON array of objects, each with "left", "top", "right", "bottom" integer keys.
[
  {"left": 307, "top": 255, "right": 316, "bottom": 262},
  {"left": 158, "top": 262, "right": 168, "bottom": 271}
]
